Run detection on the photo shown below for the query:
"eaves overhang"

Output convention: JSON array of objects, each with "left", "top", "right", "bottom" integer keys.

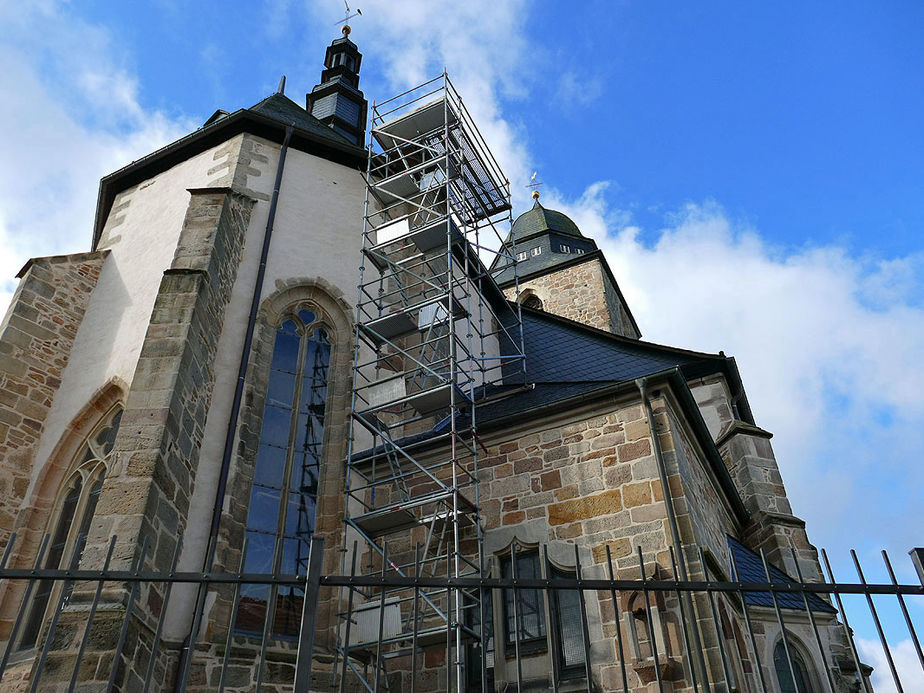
[{"left": 91, "top": 108, "right": 367, "bottom": 250}]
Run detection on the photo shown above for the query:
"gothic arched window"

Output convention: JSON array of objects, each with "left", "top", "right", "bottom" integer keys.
[
  {"left": 522, "top": 294, "right": 543, "bottom": 311},
  {"left": 774, "top": 637, "right": 816, "bottom": 693},
  {"left": 236, "top": 309, "right": 331, "bottom": 638},
  {"left": 18, "top": 406, "right": 121, "bottom": 650}
]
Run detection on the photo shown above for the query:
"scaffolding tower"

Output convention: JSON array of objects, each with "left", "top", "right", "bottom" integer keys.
[{"left": 338, "top": 73, "right": 525, "bottom": 692}]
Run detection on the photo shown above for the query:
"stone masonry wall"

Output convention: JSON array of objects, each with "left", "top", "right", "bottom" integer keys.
[
  {"left": 376, "top": 390, "right": 747, "bottom": 693},
  {"left": 0, "top": 251, "right": 108, "bottom": 547},
  {"left": 504, "top": 258, "right": 636, "bottom": 338},
  {"left": 31, "top": 188, "right": 255, "bottom": 693}
]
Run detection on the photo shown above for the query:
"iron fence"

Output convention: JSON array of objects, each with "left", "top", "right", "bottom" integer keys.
[{"left": 0, "top": 532, "right": 921, "bottom": 692}]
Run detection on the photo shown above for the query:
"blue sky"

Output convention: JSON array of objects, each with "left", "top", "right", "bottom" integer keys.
[{"left": 2, "top": 2, "right": 923, "bottom": 686}]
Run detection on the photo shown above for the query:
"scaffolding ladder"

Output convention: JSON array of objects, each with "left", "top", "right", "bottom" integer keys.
[{"left": 337, "top": 73, "right": 526, "bottom": 692}]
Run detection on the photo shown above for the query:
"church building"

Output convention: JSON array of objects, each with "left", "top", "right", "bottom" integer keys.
[{"left": 0, "top": 27, "right": 868, "bottom": 693}]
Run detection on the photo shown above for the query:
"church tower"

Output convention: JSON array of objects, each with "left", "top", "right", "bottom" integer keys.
[
  {"left": 306, "top": 26, "right": 368, "bottom": 146},
  {"left": 495, "top": 192, "right": 641, "bottom": 338}
]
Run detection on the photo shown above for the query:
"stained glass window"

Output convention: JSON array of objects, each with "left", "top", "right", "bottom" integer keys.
[
  {"left": 19, "top": 407, "right": 120, "bottom": 650},
  {"left": 236, "top": 310, "right": 331, "bottom": 638}
]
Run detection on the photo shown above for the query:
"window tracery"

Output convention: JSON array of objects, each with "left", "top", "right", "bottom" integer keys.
[
  {"left": 18, "top": 406, "right": 121, "bottom": 650},
  {"left": 236, "top": 308, "right": 331, "bottom": 638}
]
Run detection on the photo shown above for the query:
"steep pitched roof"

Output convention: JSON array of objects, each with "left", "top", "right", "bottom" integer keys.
[
  {"left": 727, "top": 537, "right": 837, "bottom": 613},
  {"left": 91, "top": 92, "right": 366, "bottom": 249},
  {"left": 249, "top": 93, "right": 355, "bottom": 145},
  {"left": 478, "top": 307, "right": 743, "bottom": 424}
]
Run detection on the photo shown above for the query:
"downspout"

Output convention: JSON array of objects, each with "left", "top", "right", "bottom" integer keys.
[
  {"left": 174, "top": 125, "right": 294, "bottom": 690},
  {"left": 635, "top": 377, "right": 712, "bottom": 690}
]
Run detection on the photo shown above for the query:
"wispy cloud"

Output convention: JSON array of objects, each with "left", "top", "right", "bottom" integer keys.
[
  {"left": 544, "top": 187, "right": 924, "bottom": 559},
  {"left": 858, "top": 637, "right": 924, "bottom": 692},
  {"left": 0, "top": 2, "right": 193, "bottom": 314}
]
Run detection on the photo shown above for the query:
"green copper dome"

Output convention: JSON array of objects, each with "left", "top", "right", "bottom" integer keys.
[{"left": 510, "top": 200, "right": 584, "bottom": 242}]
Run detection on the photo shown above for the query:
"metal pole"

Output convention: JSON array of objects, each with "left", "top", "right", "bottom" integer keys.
[{"left": 294, "top": 537, "right": 325, "bottom": 692}]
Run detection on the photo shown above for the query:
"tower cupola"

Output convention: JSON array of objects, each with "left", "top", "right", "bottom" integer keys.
[{"left": 306, "top": 26, "right": 368, "bottom": 146}]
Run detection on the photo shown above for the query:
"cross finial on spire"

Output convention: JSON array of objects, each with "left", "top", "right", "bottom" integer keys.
[
  {"left": 338, "top": 0, "right": 361, "bottom": 35},
  {"left": 526, "top": 171, "right": 543, "bottom": 202}
]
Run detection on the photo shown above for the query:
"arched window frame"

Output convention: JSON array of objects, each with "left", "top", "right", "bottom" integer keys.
[
  {"left": 773, "top": 633, "right": 819, "bottom": 693},
  {"left": 17, "top": 405, "right": 122, "bottom": 650},
  {"left": 235, "top": 306, "right": 334, "bottom": 639}
]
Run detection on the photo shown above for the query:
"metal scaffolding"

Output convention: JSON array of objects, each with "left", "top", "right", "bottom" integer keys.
[{"left": 338, "top": 73, "right": 525, "bottom": 692}]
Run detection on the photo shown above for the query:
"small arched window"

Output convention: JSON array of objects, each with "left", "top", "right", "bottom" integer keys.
[
  {"left": 522, "top": 294, "right": 543, "bottom": 311},
  {"left": 774, "top": 638, "right": 816, "bottom": 693},
  {"left": 236, "top": 309, "right": 332, "bottom": 638},
  {"left": 19, "top": 406, "right": 121, "bottom": 650}
]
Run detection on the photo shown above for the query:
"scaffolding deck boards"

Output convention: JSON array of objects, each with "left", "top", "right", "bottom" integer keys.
[{"left": 341, "top": 72, "right": 525, "bottom": 693}]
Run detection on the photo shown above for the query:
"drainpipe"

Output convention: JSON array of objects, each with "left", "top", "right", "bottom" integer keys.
[
  {"left": 174, "top": 125, "right": 294, "bottom": 690},
  {"left": 635, "top": 377, "right": 712, "bottom": 690}
]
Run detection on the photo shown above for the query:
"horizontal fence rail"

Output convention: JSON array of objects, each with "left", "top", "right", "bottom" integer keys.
[{"left": 0, "top": 533, "right": 920, "bottom": 692}]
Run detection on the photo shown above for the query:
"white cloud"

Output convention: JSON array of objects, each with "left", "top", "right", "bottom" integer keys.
[
  {"left": 301, "top": 0, "right": 536, "bottom": 209},
  {"left": 542, "top": 187, "right": 924, "bottom": 558},
  {"left": 288, "top": 2, "right": 924, "bottom": 563},
  {"left": 858, "top": 637, "right": 924, "bottom": 693},
  {"left": 0, "top": 2, "right": 193, "bottom": 317}
]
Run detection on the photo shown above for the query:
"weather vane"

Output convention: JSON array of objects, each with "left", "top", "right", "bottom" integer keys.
[
  {"left": 526, "top": 171, "right": 544, "bottom": 199},
  {"left": 336, "top": 0, "right": 362, "bottom": 33}
]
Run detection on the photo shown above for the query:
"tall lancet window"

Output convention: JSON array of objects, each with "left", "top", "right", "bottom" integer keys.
[
  {"left": 19, "top": 406, "right": 121, "bottom": 650},
  {"left": 237, "top": 309, "right": 331, "bottom": 638}
]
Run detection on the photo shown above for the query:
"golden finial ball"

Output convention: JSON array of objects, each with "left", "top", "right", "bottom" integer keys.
[
  {"left": 531, "top": 190, "right": 540, "bottom": 200},
  {"left": 342, "top": 24, "right": 351, "bottom": 36}
]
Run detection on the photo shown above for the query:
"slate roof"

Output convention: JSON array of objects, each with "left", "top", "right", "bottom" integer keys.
[
  {"left": 492, "top": 200, "right": 598, "bottom": 287},
  {"left": 478, "top": 308, "right": 718, "bottom": 425},
  {"left": 727, "top": 537, "right": 837, "bottom": 613},
  {"left": 249, "top": 92, "right": 354, "bottom": 145},
  {"left": 510, "top": 200, "right": 585, "bottom": 242}
]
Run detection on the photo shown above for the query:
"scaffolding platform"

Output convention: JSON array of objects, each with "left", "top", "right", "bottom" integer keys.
[{"left": 341, "top": 73, "right": 525, "bottom": 692}]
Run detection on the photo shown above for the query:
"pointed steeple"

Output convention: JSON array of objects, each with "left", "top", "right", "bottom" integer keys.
[{"left": 306, "top": 25, "right": 368, "bottom": 146}]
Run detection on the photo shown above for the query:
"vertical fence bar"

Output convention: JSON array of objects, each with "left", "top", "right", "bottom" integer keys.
[
  {"left": 0, "top": 533, "right": 50, "bottom": 683},
  {"left": 106, "top": 536, "right": 150, "bottom": 693},
  {"left": 696, "top": 548, "right": 727, "bottom": 693},
  {"left": 510, "top": 543, "right": 523, "bottom": 693},
  {"left": 573, "top": 545, "right": 593, "bottom": 692},
  {"left": 788, "top": 548, "right": 836, "bottom": 693},
  {"left": 411, "top": 544, "right": 421, "bottom": 693},
  {"left": 852, "top": 549, "right": 904, "bottom": 693},
  {"left": 0, "top": 532, "right": 17, "bottom": 570},
  {"left": 604, "top": 546, "right": 630, "bottom": 693},
  {"left": 68, "top": 536, "right": 117, "bottom": 693},
  {"left": 30, "top": 534, "right": 88, "bottom": 693},
  {"left": 373, "top": 542, "right": 388, "bottom": 693},
  {"left": 543, "top": 546, "right": 560, "bottom": 693},
  {"left": 820, "top": 549, "right": 872, "bottom": 693},
  {"left": 141, "top": 535, "right": 183, "bottom": 693},
  {"left": 882, "top": 550, "right": 924, "bottom": 674},
  {"left": 637, "top": 547, "right": 664, "bottom": 693},
  {"left": 729, "top": 549, "right": 768, "bottom": 693},
  {"left": 339, "top": 542, "right": 359, "bottom": 693},
  {"left": 218, "top": 537, "right": 249, "bottom": 693},
  {"left": 758, "top": 549, "right": 799, "bottom": 693},
  {"left": 294, "top": 536, "right": 325, "bottom": 692}
]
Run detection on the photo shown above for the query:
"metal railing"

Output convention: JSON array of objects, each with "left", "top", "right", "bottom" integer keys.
[{"left": 0, "top": 532, "right": 921, "bottom": 692}]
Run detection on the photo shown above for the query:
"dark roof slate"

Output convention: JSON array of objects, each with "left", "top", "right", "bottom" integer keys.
[
  {"left": 477, "top": 308, "right": 718, "bottom": 424},
  {"left": 727, "top": 537, "right": 837, "bottom": 613},
  {"left": 511, "top": 200, "right": 584, "bottom": 242},
  {"left": 249, "top": 92, "right": 353, "bottom": 145}
]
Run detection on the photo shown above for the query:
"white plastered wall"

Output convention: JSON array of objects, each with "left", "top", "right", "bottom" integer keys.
[
  {"left": 28, "top": 142, "right": 235, "bottom": 497},
  {"left": 164, "top": 137, "right": 368, "bottom": 639}
]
